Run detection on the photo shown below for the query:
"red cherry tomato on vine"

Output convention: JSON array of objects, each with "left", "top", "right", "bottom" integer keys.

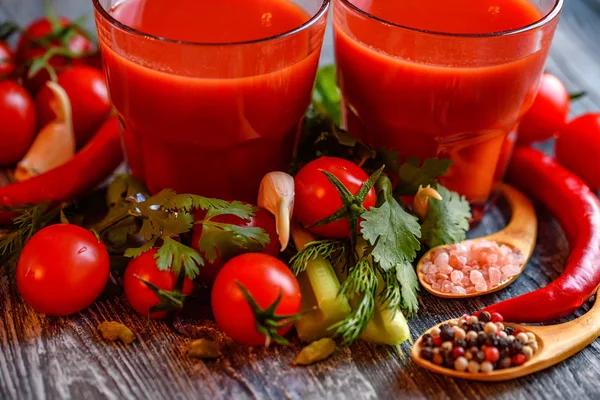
[
  {"left": 0, "top": 80, "right": 37, "bottom": 166},
  {"left": 16, "top": 17, "right": 95, "bottom": 94},
  {"left": 295, "top": 156, "right": 377, "bottom": 238},
  {"left": 36, "top": 66, "right": 111, "bottom": 147},
  {"left": 191, "top": 205, "right": 279, "bottom": 286},
  {"left": 0, "top": 41, "right": 16, "bottom": 76},
  {"left": 211, "top": 253, "right": 301, "bottom": 346},
  {"left": 517, "top": 73, "right": 570, "bottom": 145},
  {"left": 16, "top": 224, "right": 110, "bottom": 316},
  {"left": 123, "top": 248, "right": 194, "bottom": 319},
  {"left": 555, "top": 113, "right": 600, "bottom": 190}
]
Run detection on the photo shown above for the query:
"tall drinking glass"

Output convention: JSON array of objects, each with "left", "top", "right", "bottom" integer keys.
[
  {"left": 333, "top": 0, "right": 563, "bottom": 219},
  {"left": 93, "top": 0, "right": 329, "bottom": 201}
]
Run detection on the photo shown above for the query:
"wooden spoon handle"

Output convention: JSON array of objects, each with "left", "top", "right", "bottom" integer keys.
[{"left": 487, "top": 184, "right": 537, "bottom": 258}]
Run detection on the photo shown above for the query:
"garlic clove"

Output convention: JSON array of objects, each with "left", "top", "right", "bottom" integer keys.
[
  {"left": 414, "top": 185, "right": 443, "bottom": 220},
  {"left": 257, "top": 171, "right": 295, "bottom": 251},
  {"left": 14, "top": 81, "right": 76, "bottom": 182}
]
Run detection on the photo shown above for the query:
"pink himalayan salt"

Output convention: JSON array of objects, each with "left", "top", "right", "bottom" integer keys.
[{"left": 424, "top": 239, "right": 524, "bottom": 293}]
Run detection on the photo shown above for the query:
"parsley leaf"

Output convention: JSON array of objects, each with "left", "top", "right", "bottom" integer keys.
[
  {"left": 313, "top": 65, "right": 341, "bottom": 127},
  {"left": 395, "top": 157, "right": 453, "bottom": 196},
  {"left": 360, "top": 183, "right": 421, "bottom": 271},
  {"left": 195, "top": 220, "right": 270, "bottom": 263},
  {"left": 396, "top": 261, "right": 419, "bottom": 315},
  {"left": 156, "top": 237, "right": 203, "bottom": 278},
  {"left": 421, "top": 185, "right": 471, "bottom": 248}
]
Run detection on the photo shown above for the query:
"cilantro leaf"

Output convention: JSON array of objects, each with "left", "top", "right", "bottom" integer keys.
[
  {"left": 396, "top": 158, "right": 453, "bottom": 195},
  {"left": 313, "top": 65, "right": 341, "bottom": 127},
  {"left": 421, "top": 185, "right": 471, "bottom": 248},
  {"left": 196, "top": 221, "right": 269, "bottom": 263},
  {"left": 396, "top": 261, "right": 419, "bottom": 315},
  {"left": 156, "top": 238, "right": 202, "bottom": 279},
  {"left": 360, "top": 196, "right": 421, "bottom": 271},
  {"left": 124, "top": 239, "right": 156, "bottom": 258}
]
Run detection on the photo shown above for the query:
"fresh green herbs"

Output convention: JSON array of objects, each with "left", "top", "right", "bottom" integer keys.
[
  {"left": 290, "top": 239, "right": 348, "bottom": 275},
  {"left": 421, "top": 185, "right": 472, "bottom": 248},
  {"left": 313, "top": 65, "right": 342, "bottom": 127}
]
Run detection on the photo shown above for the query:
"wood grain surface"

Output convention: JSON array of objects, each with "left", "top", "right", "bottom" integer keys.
[{"left": 1, "top": 0, "right": 600, "bottom": 399}]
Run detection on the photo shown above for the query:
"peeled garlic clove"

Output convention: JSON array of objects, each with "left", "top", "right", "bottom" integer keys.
[
  {"left": 14, "top": 81, "right": 76, "bottom": 182},
  {"left": 413, "top": 185, "right": 443, "bottom": 220},
  {"left": 258, "top": 171, "right": 295, "bottom": 251}
]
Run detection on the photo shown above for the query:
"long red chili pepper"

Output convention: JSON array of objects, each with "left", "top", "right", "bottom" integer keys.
[
  {"left": 0, "top": 116, "right": 123, "bottom": 225},
  {"left": 482, "top": 147, "right": 600, "bottom": 322}
]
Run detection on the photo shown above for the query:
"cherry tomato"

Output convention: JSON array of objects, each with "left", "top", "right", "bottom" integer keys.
[
  {"left": 36, "top": 66, "right": 111, "bottom": 147},
  {"left": 555, "top": 113, "right": 600, "bottom": 190},
  {"left": 191, "top": 205, "right": 279, "bottom": 286},
  {"left": 0, "top": 41, "right": 16, "bottom": 76},
  {"left": 0, "top": 80, "right": 36, "bottom": 166},
  {"left": 123, "top": 248, "right": 194, "bottom": 319},
  {"left": 517, "top": 73, "right": 569, "bottom": 145},
  {"left": 16, "top": 17, "right": 95, "bottom": 94},
  {"left": 294, "top": 156, "right": 377, "bottom": 238},
  {"left": 16, "top": 224, "right": 110, "bottom": 316},
  {"left": 211, "top": 253, "right": 301, "bottom": 346}
]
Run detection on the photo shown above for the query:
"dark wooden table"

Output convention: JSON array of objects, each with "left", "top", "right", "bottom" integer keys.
[{"left": 1, "top": 0, "right": 600, "bottom": 399}]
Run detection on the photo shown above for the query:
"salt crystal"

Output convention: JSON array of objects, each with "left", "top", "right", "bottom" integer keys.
[
  {"left": 502, "top": 264, "right": 521, "bottom": 278},
  {"left": 470, "top": 270, "right": 485, "bottom": 285},
  {"left": 428, "top": 264, "right": 438, "bottom": 274},
  {"left": 450, "top": 270, "right": 464, "bottom": 284},
  {"left": 475, "top": 282, "right": 488, "bottom": 292},
  {"left": 424, "top": 274, "right": 436, "bottom": 284},
  {"left": 458, "top": 256, "right": 467, "bottom": 266},
  {"left": 438, "top": 264, "right": 453, "bottom": 275},
  {"left": 461, "top": 276, "right": 472, "bottom": 287},
  {"left": 436, "top": 273, "right": 449, "bottom": 280},
  {"left": 442, "top": 282, "right": 454, "bottom": 293},
  {"left": 489, "top": 267, "right": 502, "bottom": 286},
  {"left": 452, "top": 286, "right": 467, "bottom": 295},
  {"left": 432, "top": 282, "right": 442, "bottom": 291},
  {"left": 434, "top": 252, "right": 449, "bottom": 266},
  {"left": 466, "top": 287, "right": 476, "bottom": 294}
]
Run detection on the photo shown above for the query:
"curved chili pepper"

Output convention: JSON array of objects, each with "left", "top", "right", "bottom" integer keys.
[
  {"left": 481, "top": 147, "right": 600, "bottom": 322},
  {"left": 0, "top": 116, "right": 123, "bottom": 225}
]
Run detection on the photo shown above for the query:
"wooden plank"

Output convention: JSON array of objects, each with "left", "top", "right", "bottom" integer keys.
[{"left": 1, "top": 0, "right": 600, "bottom": 399}]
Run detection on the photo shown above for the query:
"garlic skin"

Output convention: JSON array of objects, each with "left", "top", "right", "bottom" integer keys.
[
  {"left": 414, "top": 185, "right": 443, "bottom": 220},
  {"left": 258, "top": 171, "right": 295, "bottom": 251},
  {"left": 14, "top": 81, "right": 76, "bottom": 182}
]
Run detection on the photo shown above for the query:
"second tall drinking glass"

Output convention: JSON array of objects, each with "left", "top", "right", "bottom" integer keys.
[
  {"left": 94, "top": 0, "right": 330, "bottom": 201},
  {"left": 333, "top": 0, "right": 563, "bottom": 218}
]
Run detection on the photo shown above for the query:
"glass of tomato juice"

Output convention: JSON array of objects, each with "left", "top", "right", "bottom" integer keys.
[
  {"left": 93, "top": 0, "right": 329, "bottom": 201},
  {"left": 333, "top": 0, "right": 563, "bottom": 218}
]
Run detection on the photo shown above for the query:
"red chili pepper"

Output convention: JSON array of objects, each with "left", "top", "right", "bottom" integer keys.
[
  {"left": 481, "top": 147, "right": 600, "bottom": 322},
  {"left": 0, "top": 116, "right": 123, "bottom": 225}
]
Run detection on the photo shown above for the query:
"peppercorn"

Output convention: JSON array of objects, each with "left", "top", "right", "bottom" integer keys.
[
  {"left": 499, "top": 348, "right": 511, "bottom": 359},
  {"left": 467, "top": 338, "right": 478, "bottom": 348},
  {"left": 472, "top": 322, "right": 484, "bottom": 332},
  {"left": 526, "top": 332, "right": 536, "bottom": 342},
  {"left": 498, "top": 357, "right": 512, "bottom": 369},
  {"left": 468, "top": 361, "right": 480, "bottom": 373},
  {"left": 433, "top": 336, "right": 443, "bottom": 347},
  {"left": 480, "top": 361, "right": 494, "bottom": 372},
  {"left": 499, "top": 331, "right": 508, "bottom": 339},
  {"left": 516, "top": 332, "right": 529, "bottom": 344},
  {"left": 455, "top": 339, "right": 467, "bottom": 349},
  {"left": 440, "top": 326, "right": 454, "bottom": 341},
  {"left": 510, "top": 340, "right": 523, "bottom": 355},
  {"left": 467, "top": 316, "right": 479, "bottom": 324},
  {"left": 522, "top": 345, "right": 534, "bottom": 360},
  {"left": 507, "top": 335, "right": 516, "bottom": 343},
  {"left": 454, "top": 328, "right": 466, "bottom": 341},
  {"left": 496, "top": 322, "right": 505, "bottom": 331},
  {"left": 490, "top": 312, "right": 504, "bottom": 323},
  {"left": 497, "top": 337, "right": 508, "bottom": 349},
  {"left": 433, "top": 353, "right": 444, "bottom": 365},
  {"left": 484, "top": 334, "right": 499, "bottom": 347},
  {"left": 420, "top": 348, "right": 434, "bottom": 361},
  {"left": 449, "top": 319, "right": 458, "bottom": 327},
  {"left": 479, "top": 311, "right": 492, "bottom": 323},
  {"left": 444, "top": 354, "right": 455, "bottom": 368},
  {"left": 484, "top": 322, "right": 498, "bottom": 335},
  {"left": 511, "top": 353, "right": 527, "bottom": 366},
  {"left": 441, "top": 341, "right": 454, "bottom": 352},
  {"left": 431, "top": 327, "right": 441, "bottom": 337},
  {"left": 466, "top": 330, "right": 478, "bottom": 341},
  {"left": 465, "top": 350, "right": 473, "bottom": 361},
  {"left": 462, "top": 323, "right": 473, "bottom": 332},
  {"left": 477, "top": 332, "right": 488, "bottom": 346},
  {"left": 420, "top": 334, "right": 434, "bottom": 347},
  {"left": 454, "top": 357, "right": 469, "bottom": 371},
  {"left": 484, "top": 347, "right": 500, "bottom": 363},
  {"left": 474, "top": 350, "right": 486, "bottom": 363},
  {"left": 452, "top": 346, "right": 465, "bottom": 359},
  {"left": 504, "top": 326, "right": 515, "bottom": 336}
]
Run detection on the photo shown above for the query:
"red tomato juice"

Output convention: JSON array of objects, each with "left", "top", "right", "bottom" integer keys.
[
  {"left": 334, "top": 0, "right": 551, "bottom": 206},
  {"left": 98, "top": 0, "right": 322, "bottom": 201}
]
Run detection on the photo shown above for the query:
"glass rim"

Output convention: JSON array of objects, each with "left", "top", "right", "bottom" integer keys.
[
  {"left": 336, "top": 0, "right": 563, "bottom": 38},
  {"left": 92, "top": 0, "right": 330, "bottom": 46}
]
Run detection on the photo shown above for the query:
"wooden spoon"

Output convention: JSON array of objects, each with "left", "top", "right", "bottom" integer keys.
[
  {"left": 417, "top": 184, "right": 537, "bottom": 298},
  {"left": 411, "top": 289, "right": 600, "bottom": 381}
]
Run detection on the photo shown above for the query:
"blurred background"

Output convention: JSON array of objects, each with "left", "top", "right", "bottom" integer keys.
[{"left": 0, "top": 0, "right": 598, "bottom": 118}]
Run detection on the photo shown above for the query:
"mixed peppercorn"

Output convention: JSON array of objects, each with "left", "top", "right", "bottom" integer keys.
[{"left": 418, "top": 312, "right": 538, "bottom": 373}]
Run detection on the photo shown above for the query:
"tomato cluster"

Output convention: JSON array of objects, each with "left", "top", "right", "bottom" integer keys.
[
  {"left": 517, "top": 73, "right": 600, "bottom": 190},
  {"left": 0, "top": 14, "right": 110, "bottom": 169}
]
